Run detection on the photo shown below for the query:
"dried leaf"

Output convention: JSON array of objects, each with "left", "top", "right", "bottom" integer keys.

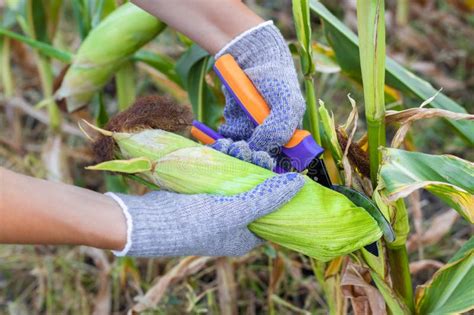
[
  {"left": 81, "top": 247, "right": 111, "bottom": 315},
  {"left": 337, "top": 129, "right": 370, "bottom": 179},
  {"left": 269, "top": 253, "right": 285, "bottom": 292},
  {"left": 342, "top": 94, "right": 358, "bottom": 132},
  {"left": 216, "top": 258, "right": 237, "bottom": 315},
  {"left": 380, "top": 148, "right": 474, "bottom": 223},
  {"left": 41, "top": 134, "right": 72, "bottom": 183},
  {"left": 342, "top": 156, "right": 353, "bottom": 187},
  {"left": 139, "top": 64, "right": 189, "bottom": 104},
  {"left": 342, "top": 95, "right": 359, "bottom": 187},
  {"left": 130, "top": 256, "right": 214, "bottom": 314},
  {"left": 1, "top": 97, "right": 84, "bottom": 138},
  {"left": 407, "top": 209, "right": 460, "bottom": 252},
  {"left": 386, "top": 107, "right": 474, "bottom": 124},
  {"left": 341, "top": 263, "right": 386, "bottom": 315},
  {"left": 386, "top": 92, "right": 474, "bottom": 146},
  {"left": 409, "top": 191, "right": 424, "bottom": 257},
  {"left": 409, "top": 260, "right": 444, "bottom": 275},
  {"left": 270, "top": 295, "right": 312, "bottom": 315},
  {"left": 390, "top": 122, "right": 411, "bottom": 148}
]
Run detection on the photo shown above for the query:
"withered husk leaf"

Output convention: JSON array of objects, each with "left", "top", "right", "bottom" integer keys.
[{"left": 337, "top": 128, "right": 370, "bottom": 179}]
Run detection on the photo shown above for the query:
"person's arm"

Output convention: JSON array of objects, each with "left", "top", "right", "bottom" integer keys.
[
  {"left": 131, "top": 0, "right": 263, "bottom": 54},
  {"left": 0, "top": 167, "right": 126, "bottom": 250},
  {"left": 0, "top": 167, "right": 304, "bottom": 256}
]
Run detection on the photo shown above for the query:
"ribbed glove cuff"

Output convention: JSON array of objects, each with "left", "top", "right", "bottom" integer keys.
[{"left": 106, "top": 192, "right": 133, "bottom": 256}]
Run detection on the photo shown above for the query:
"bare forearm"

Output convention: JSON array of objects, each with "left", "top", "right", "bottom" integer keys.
[
  {"left": 131, "top": 0, "right": 264, "bottom": 54},
  {"left": 0, "top": 167, "right": 126, "bottom": 250}
]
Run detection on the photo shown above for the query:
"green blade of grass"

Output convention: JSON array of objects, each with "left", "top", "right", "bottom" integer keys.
[{"left": 0, "top": 26, "right": 72, "bottom": 62}]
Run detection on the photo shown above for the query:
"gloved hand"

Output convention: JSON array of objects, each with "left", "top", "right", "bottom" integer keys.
[
  {"left": 211, "top": 21, "right": 306, "bottom": 169},
  {"left": 107, "top": 173, "right": 304, "bottom": 257}
]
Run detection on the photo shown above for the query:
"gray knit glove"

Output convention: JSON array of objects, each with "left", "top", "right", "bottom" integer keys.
[
  {"left": 212, "top": 21, "right": 306, "bottom": 166},
  {"left": 107, "top": 173, "right": 304, "bottom": 257}
]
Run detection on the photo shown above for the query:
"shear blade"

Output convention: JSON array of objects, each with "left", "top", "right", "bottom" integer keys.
[{"left": 332, "top": 185, "right": 396, "bottom": 244}]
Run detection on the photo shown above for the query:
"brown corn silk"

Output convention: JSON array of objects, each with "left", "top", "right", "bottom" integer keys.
[{"left": 93, "top": 95, "right": 192, "bottom": 162}]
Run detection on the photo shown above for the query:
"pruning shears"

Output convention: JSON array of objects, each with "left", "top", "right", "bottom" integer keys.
[{"left": 191, "top": 54, "right": 395, "bottom": 255}]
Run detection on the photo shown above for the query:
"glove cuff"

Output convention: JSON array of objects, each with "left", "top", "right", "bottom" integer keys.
[
  {"left": 105, "top": 192, "right": 133, "bottom": 257},
  {"left": 215, "top": 20, "right": 291, "bottom": 69}
]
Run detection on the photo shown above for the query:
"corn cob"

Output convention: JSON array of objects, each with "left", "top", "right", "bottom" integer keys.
[
  {"left": 55, "top": 3, "right": 165, "bottom": 112},
  {"left": 85, "top": 124, "right": 382, "bottom": 262}
]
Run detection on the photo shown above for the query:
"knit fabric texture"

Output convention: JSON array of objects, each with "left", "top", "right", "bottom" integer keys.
[
  {"left": 211, "top": 138, "right": 275, "bottom": 170},
  {"left": 109, "top": 173, "right": 304, "bottom": 257},
  {"left": 214, "top": 21, "right": 306, "bottom": 156}
]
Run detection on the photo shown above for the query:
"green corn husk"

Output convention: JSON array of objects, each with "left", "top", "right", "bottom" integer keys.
[
  {"left": 55, "top": 3, "right": 165, "bottom": 112},
  {"left": 88, "top": 127, "right": 382, "bottom": 261}
]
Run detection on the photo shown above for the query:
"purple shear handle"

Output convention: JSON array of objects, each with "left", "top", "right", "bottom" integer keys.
[
  {"left": 281, "top": 137, "right": 324, "bottom": 172},
  {"left": 213, "top": 64, "right": 325, "bottom": 173},
  {"left": 192, "top": 120, "right": 224, "bottom": 141}
]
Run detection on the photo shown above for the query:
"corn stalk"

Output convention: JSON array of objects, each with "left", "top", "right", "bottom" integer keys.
[
  {"left": 356, "top": 0, "right": 414, "bottom": 312},
  {"left": 116, "top": 61, "right": 136, "bottom": 111},
  {"left": 293, "top": 2, "right": 343, "bottom": 313},
  {"left": 0, "top": 37, "right": 14, "bottom": 97},
  {"left": 19, "top": 0, "right": 61, "bottom": 132},
  {"left": 293, "top": 0, "right": 320, "bottom": 143}
]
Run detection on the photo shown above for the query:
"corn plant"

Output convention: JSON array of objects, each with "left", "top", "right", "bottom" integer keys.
[
  {"left": 304, "top": 1, "right": 473, "bottom": 314},
  {"left": 1, "top": 1, "right": 473, "bottom": 314}
]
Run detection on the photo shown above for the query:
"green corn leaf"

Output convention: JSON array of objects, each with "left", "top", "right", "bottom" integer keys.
[
  {"left": 31, "top": 0, "right": 48, "bottom": 43},
  {"left": 0, "top": 27, "right": 73, "bottom": 62},
  {"left": 1, "top": 37, "right": 14, "bottom": 97},
  {"left": 415, "top": 237, "right": 474, "bottom": 315},
  {"left": 87, "top": 157, "right": 153, "bottom": 173},
  {"left": 115, "top": 61, "right": 136, "bottom": 111},
  {"left": 133, "top": 50, "right": 181, "bottom": 86},
  {"left": 371, "top": 271, "right": 411, "bottom": 315},
  {"left": 312, "top": 47, "right": 340, "bottom": 74},
  {"left": 91, "top": 0, "right": 117, "bottom": 28},
  {"left": 187, "top": 54, "right": 209, "bottom": 122},
  {"left": 92, "top": 92, "right": 109, "bottom": 127},
  {"left": 309, "top": 0, "right": 474, "bottom": 144},
  {"left": 379, "top": 148, "right": 474, "bottom": 223},
  {"left": 176, "top": 44, "right": 222, "bottom": 128},
  {"left": 175, "top": 44, "right": 209, "bottom": 87},
  {"left": 72, "top": 0, "right": 90, "bottom": 40},
  {"left": 105, "top": 174, "right": 129, "bottom": 193},
  {"left": 124, "top": 174, "right": 160, "bottom": 191},
  {"left": 449, "top": 237, "right": 474, "bottom": 263},
  {"left": 176, "top": 45, "right": 210, "bottom": 122}
]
